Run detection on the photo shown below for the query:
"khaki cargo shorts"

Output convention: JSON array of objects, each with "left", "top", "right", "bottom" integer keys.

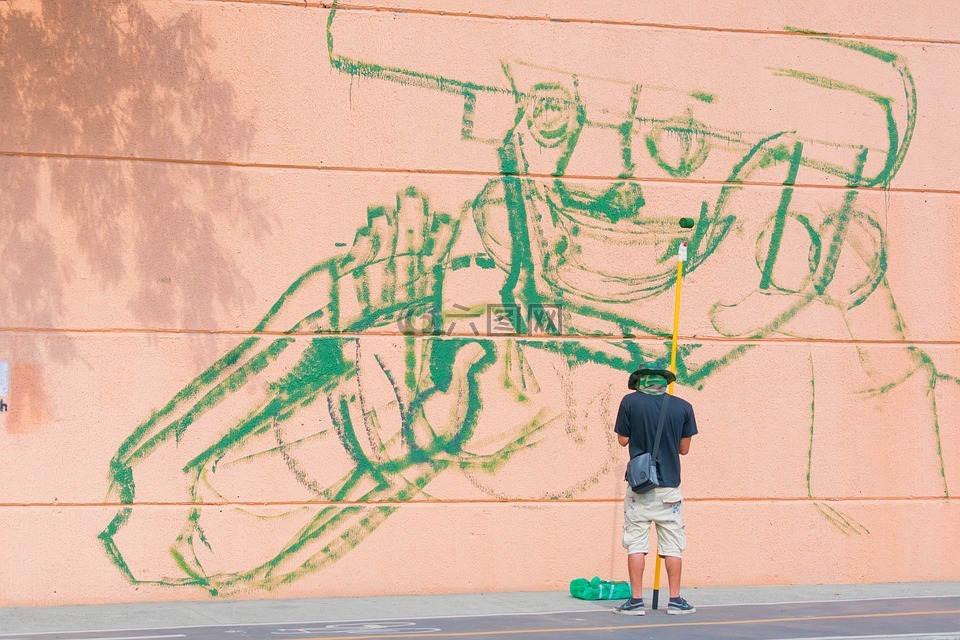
[{"left": 622, "top": 486, "right": 687, "bottom": 557}]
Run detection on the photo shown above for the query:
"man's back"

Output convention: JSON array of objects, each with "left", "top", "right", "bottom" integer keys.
[{"left": 615, "top": 391, "right": 697, "bottom": 488}]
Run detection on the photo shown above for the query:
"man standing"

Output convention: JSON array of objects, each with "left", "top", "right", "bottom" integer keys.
[{"left": 614, "top": 368, "right": 698, "bottom": 616}]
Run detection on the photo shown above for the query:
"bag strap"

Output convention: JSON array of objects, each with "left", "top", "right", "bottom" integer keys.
[{"left": 650, "top": 394, "right": 671, "bottom": 461}]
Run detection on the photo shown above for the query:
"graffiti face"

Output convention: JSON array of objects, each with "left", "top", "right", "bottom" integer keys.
[
  {"left": 99, "top": 7, "right": 956, "bottom": 596},
  {"left": 457, "top": 38, "right": 915, "bottom": 343},
  {"left": 502, "top": 76, "right": 694, "bottom": 306}
]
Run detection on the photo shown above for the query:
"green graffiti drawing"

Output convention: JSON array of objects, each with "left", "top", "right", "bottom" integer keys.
[{"left": 101, "top": 6, "right": 957, "bottom": 594}]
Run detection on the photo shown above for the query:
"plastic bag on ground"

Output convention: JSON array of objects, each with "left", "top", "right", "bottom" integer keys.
[{"left": 569, "top": 576, "right": 632, "bottom": 600}]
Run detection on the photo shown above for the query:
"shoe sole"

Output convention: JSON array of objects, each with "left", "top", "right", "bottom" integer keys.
[
  {"left": 613, "top": 609, "right": 645, "bottom": 616},
  {"left": 666, "top": 607, "right": 696, "bottom": 615}
]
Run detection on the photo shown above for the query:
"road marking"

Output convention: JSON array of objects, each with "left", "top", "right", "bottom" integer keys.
[
  {"left": 273, "top": 624, "right": 440, "bottom": 635},
  {"left": 699, "top": 593, "right": 960, "bottom": 609},
  {"left": 67, "top": 636, "right": 186, "bottom": 640},
  {"left": 291, "top": 608, "right": 960, "bottom": 639},
  {"left": 768, "top": 633, "right": 960, "bottom": 640}
]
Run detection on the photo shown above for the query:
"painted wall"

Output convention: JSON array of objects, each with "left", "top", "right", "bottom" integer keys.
[{"left": 1, "top": 0, "right": 959, "bottom": 606}]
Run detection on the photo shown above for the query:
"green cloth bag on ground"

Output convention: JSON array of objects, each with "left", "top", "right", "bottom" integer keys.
[{"left": 569, "top": 576, "right": 632, "bottom": 600}]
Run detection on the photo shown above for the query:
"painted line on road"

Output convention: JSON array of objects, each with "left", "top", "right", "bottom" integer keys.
[
  {"left": 2, "top": 631, "right": 187, "bottom": 640},
  {"left": 699, "top": 593, "right": 960, "bottom": 609},
  {"left": 768, "top": 632, "right": 960, "bottom": 640},
  {"left": 80, "top": 636, "right": 185, "bottom": 640},
  {"left": 59, "top": 636, "right": 185, "bottom": 640},
  {"left": 13, "top": 636, "right": 188, "bottom": 640},
  {"left": 292, "top": 608, "right": 960, "bottom": 639}
]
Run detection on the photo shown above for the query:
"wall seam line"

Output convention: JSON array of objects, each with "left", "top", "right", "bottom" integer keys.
[
  {"left": 2, "top": 497, "right": 955, "bottom": 507},
  {"left": 184, "top": 0, "right": 960, "bottom": 47},
  {"left": 1, "top": 327, "right": 959, "bottom": 348},
  {"left": 3, "top": 150, "right": 959, "bottom": 197}
]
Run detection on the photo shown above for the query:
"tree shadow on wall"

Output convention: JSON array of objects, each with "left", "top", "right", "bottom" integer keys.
[{"left": 0, "top": 0, "right": 264, "bottom": 362}]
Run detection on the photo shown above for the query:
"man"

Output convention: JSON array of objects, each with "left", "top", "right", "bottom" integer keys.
[{"left": 614, "top": 368, "right": 698, "bottom": 616}]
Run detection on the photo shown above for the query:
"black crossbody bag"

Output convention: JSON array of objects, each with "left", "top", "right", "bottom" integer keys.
[{"left": 624, "top": 394, "right": 670, "bottom": 494}]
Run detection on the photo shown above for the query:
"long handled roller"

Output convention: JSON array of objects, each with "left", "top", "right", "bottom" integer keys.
[{"left": 652, "top": 217, "right": 693, "bottom": 610}]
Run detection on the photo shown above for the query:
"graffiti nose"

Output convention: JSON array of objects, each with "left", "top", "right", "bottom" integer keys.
[
  {"left": 556, "top": 180, "right": 645, "bottom": 223},
  {"left": 598, "top": 181, "right": 645, "bottom": 222}
]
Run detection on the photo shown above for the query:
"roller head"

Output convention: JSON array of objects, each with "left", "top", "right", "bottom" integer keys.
[{"left": 679, "top": 217, "right": 695, "bottom": 229}]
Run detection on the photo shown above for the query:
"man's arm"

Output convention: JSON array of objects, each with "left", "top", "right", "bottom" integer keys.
[
  {"left": 679, "top": 404, "right": 697, "bottom": 456},
  {"left": 614, "top": 399, "right": 630, "bottom": 447}
]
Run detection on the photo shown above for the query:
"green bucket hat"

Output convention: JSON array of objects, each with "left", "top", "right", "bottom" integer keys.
[{"left": 627, "top": 368, "right": 676, "bottom": 390}]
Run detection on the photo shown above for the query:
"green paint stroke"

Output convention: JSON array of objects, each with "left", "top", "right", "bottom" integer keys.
[
  {"left": 770, "top": 34, "right": 916, "bottom": 188},
  {"left": 690, "top": 91, "right": 715, "bottom": 104},
  {"left": 644, "top": 110, "right": 713, "bottom": 179},
  {"left": 758, "top": 141, "right": 804, "bottom": 290}
]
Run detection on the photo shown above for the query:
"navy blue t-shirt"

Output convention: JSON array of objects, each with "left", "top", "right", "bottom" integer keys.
[{"left": 614, "top": 391, "right": 698, "bottom": 488}]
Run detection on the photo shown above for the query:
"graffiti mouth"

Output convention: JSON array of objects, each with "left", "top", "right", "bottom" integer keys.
[
  {"left": 517, "top": 192, "right": 687, "bottom": 304},
  {"left": 547, "top": 179, "right": 690, "bottom": 234}
]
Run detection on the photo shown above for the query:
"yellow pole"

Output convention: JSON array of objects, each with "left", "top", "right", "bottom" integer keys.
[
  {"left": 653, "top": 243, "right": 686, "bottom": 610},
  {"left": 669, "top": 257, "right": 684, "bottom": 395}
]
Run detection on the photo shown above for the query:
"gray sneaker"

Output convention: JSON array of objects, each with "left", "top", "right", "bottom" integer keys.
[
  {"left": 667, "top": 596, "right": 696, "bottom": 615},
  {"left": 614, "top": 597, "right": 645, "bottom": 615}
]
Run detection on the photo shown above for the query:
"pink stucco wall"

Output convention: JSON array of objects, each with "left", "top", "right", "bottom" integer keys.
[{"left": 1, "top": 0, "right": 958, "bottom": 606}]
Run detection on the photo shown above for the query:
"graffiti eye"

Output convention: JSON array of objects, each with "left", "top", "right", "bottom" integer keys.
[
  {"left": 645, "top": 111, "right": 711, "bottom": 178},
  {"left": 525, "top": 82, "right": 580, "bottom": 149}
]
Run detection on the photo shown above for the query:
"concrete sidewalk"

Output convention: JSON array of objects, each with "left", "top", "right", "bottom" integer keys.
[{"left": 2, "top": 583, "right": 959, "bottom": 635}]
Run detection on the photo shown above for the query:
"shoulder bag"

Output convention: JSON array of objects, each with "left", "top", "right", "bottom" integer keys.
[{"left": 624, "top": 394, "right": 670, "bottom": 494}]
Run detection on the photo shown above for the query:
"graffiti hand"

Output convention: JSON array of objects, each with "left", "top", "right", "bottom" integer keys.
[
  {"left": 336, "top": 187, "right": 462, "bottom": 332},
  {"left": 253, "top": 188, "right": 462, "bottom": 335}
]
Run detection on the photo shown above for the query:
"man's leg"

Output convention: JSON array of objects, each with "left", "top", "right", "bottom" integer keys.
[
  {"left": 617, "top": 493, "right": 652, "bottom": 614},
  {"left": 627, "top": 552, "right": 646, "bottom": 599},
  {"left": 663, "top": 555, "right": 682, "bottom": 598},
  {"left": 653, "top": 489, "right": 695, "bottom": 614}
]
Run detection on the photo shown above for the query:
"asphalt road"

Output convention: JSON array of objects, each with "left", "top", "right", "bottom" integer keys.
[{"left": 2, "top": 596, "right": 958, "bottom": 640}]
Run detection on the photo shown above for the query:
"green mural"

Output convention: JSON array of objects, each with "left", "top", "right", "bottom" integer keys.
[{"left": 101, "top": 6, "right": 956, "bottom": 594}]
